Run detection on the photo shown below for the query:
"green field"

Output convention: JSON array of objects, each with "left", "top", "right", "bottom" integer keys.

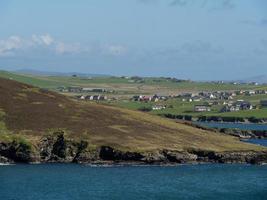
[
  {"left": 0, "top": 70, "right": 265, "bottom": 95},
  {"left": 106, "top": 95, "right": 267, "bottom": 119}
]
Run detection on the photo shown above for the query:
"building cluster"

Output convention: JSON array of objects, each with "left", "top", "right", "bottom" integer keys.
[
  {"left": 220, "top": 100, "right": 253, "bottom": 112},
  {"left": 76, "top": 95, "right": 107, "bottom": 101},
  {"left": 194, "top": 105, "right": 211, "bottom": 112},
  {"left": 260, "top": 100, "right": 267, "bottom": 107},
  {"left": 131, "top": 90, "right": 267, "bottom": 113},
  {"left": 132, "top": 95, "right": 168, "bottom": 102},
  {"left": 152, "top": 105, "right": 167, "bottom": 110},
  {"left": 58, "top": 86, "right": 112, "bottom": 93},
  {"left": 179, "top": 90, "right": 267, "bottom": 102}
]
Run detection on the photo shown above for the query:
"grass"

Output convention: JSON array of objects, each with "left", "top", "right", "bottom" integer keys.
[
  {"left": 0, "top": 70, "right": 263, "bottom": 96},
  {"left": 0, "top": 70, "right": 71, "bottom": 89},
  {"left": 107, "top": 95, "right": 267, "bottom": 119},
  {"left": 215, "top": 109, "right": 267, "bottom": 118},
  {"left": 107, "top": 99, "right": 218, "bottom": 116}
]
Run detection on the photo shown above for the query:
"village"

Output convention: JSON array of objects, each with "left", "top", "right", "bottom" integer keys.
[
  {"left": 63, "top": 84, "right": 267, "bottom": 115},
  {"left": 129, "top": 90, "right": 267, "bottom": 113}
]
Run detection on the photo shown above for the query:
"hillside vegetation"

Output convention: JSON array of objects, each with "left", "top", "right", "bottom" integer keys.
[{"left": 0, "top": 77, "right": 265, "bottom": 154}]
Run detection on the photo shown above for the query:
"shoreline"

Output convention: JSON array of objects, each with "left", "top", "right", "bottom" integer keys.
[
  {"left": 182, "top": 121, "right": 267, "bottom": 139},
  {"left": 194, "top": 121, "right": 267, "bottom": 125},
  {"left": 1, "top": 160, "right": 267, "bottom": 166},
  {"left": 1, "top": 148, "right": 267, "bottom": 166},
  {"left": 1, "top": 128, "right": 267, "bottom": 166}
]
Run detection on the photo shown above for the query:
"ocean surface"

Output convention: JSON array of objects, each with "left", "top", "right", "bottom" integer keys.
[
  {"left": 243, "top": 139, "right": 267, "bottom": 147},
  {"left": 196, "top": 122, "right": 267, "bottom": 131},
  {"left": 1, "top": 164, "right": 267, "bottom": 200}
]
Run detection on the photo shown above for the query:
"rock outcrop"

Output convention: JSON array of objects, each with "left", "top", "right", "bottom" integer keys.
[
  {"left": 1, "top": 132, "right": 267, "bottom": 165},
  {"left": 0, "top": 140, "right": 35, "bottom": 163}
]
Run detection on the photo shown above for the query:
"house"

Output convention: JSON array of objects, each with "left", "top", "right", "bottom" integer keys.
[
  {"left": 194, "top": 105, "right": 211, "bottom": 112},
  {"left": 99, "top": 96, "right": 107, "bottom": 101},
  {"left": 85, "top": 95, "right": 94, "bottom": 100},
  {"left": 192, "top": 96, "right": 202, "bottom": 102},
  {"left": 221, "top": 105, "right": 240, "bottom": 112},
  {"left": 260, "top": 100, "right": 267, "bottom": 107},
  {"left": 181, "top": 93, "right": 193, "bottom": 98},
  {"left": 239, "top": 102, "right": 253, "bottom": 110},
  {"left": 132, "top": 95, "right": 141, "bottom": 101},
  {"left": 92, "top": 88, "right": 106, "bottom": 93},
  {"left": 76, "top": 95, "right": 86, "bottom": 100},
  {"left": 209, "top": 93, "right": 216, "bottom": 99},
  {"left": 82, "top": 88, "right": 93, "bottom": 92},
  {"left": 221, "top": 101, "right": 253, "bottom": 112},
  {"left": 67, "top": 86, "right": 83, "bottom": 93},
  {"left": 152, "top": 105, "right": 166, "bottom": 110},
  {"left": 140, "top": 96, "right": 151, "bottom": 102},
  {"left": 245, "top": 90, "right": 256, "bottom": 96},
  {"left": 159, "top": 96, "right": 168, "bottom": 100},
  {"left": 212, "top": 101, "right": 219, "bottom": 105},
  {"left": 92, "top": 95, "right": 100, "bottom": 100},
  {"left": 151, "top": 95, "right": 159, "bottom": 102},
  {"left": 57, "top": 86, "right": 68, "bottom": 92}
]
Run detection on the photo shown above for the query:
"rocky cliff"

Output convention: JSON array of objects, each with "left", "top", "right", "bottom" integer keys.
[{"left": 1, "top": 131, "right": 267, "bottom": 165}]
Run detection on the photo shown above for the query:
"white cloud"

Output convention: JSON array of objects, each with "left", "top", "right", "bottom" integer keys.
[
  {"left": 104, "top": 45, "right": 127, "bottom": 56},
  {"left": 55, "top": 42, "right": 81, "bottom": 54},
  {"left": 0, "top": 36, "right": 23, "bottom": 56},
  {"left": 0, "top": 34, "right": 82, "bottom": 56},
  {"left": 0, "top": 34, "right": 128, "bottom": 57},
  {"left": 32, "top": 34, "right": 54, "bottom": 46}
]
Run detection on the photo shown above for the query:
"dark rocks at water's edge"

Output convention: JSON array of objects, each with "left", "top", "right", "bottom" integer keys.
[
  {"left": 219, "top": 129, "right": 267, "bottom": 139},
  {"left": 0, "top": 140, "right": 33, "bottom": 163},
  {"left": 183, "top": 121, "right": 267, "bottom": 139},
  {"left": 1, "top": 131, "right": 267, "bottom": 165},
  {"left": 0, "top": 155, "right": 13, "bottom": 164}
]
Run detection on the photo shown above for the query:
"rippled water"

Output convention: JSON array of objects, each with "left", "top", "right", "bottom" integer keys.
[
  {"left": 1, "top": 164, "right": 267, "bottom": 200},
  {"left": 243, "top": 139, "right": 267, "bottom": 147}
]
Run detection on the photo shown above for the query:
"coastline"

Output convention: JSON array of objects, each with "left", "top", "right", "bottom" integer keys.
[
  {"left": 1, "top": 129, "right": 267, "bottom": 166},
  {"left": 1, "top": 146, "right": 267, "bottom": 166},
  {"left": 182, "top": 121, "right": 267, "bottom": 139}
]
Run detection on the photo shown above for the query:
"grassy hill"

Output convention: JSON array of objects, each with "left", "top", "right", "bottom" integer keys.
[{"left": 0, "top": 77, "right": 265, "bottom": 155}]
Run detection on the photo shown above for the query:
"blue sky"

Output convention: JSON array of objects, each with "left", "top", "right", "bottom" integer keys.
[{"left": 0, "top": 0, "right": 266, "bottom": 80}]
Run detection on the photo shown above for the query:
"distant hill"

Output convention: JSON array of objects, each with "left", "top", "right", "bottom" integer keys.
[
  {"left": 239, "top": 75, "right": 267, "bottom": 84},
  {"left": 15, "top": 69, "right": 110, "bottom": 77}
]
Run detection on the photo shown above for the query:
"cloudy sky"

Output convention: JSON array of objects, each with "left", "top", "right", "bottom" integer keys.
[{"left": 0, "top": 0, "right": 266, "bottom": 80}]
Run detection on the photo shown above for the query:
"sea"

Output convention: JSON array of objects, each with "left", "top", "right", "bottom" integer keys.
[
  {"left": 0, "top": 164, "right": 267, "bottom": 200},
  {"left": 1, "top": 122, "right": 267, "bottom": 200}
]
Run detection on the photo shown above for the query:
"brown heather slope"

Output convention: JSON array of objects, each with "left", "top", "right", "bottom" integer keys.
[{"left": 0, "top": 77, "right": 265, "bottom": 153}]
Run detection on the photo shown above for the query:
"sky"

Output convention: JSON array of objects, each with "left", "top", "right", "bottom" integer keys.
[{"left": 0, "top": 0, "right": 267, "bottom": 80}]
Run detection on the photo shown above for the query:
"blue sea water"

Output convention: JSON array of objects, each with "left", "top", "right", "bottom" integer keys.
[
  {"left": 196, "top": 122, "right": 267, "bottom": 131},
  {"left": 243, "top": 139, "right": 267, "bottom": 147},
  {"left": 1, "top": 164, "right": 267, "bottom": 200}
]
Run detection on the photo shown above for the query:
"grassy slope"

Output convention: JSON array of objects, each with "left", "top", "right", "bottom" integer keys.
[
  {"left": 0, "top": 70, "right": 66, "bottom": 89},
  {"left": 0, "top": 77, "right": 265, "bottom": 153}
]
